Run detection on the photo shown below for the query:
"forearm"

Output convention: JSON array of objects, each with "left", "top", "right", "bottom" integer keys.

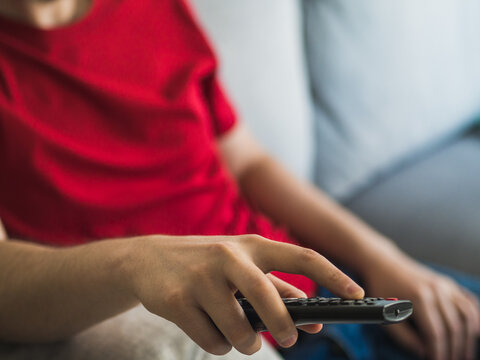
[
  {"left": 0, "top": 237, "right": 138, "bottom": 343},
  {"left": 238, "top": 155, "right": 407, "bottom": 277}
]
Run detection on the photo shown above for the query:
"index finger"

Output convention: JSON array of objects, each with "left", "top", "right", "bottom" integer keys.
[{"left": 248, "top": 238, "right": 364, "bottom": 299}]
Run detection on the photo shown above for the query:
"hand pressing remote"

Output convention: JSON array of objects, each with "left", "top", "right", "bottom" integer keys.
[{"left": 238, "top": 297, "right": 413, "bottom": 332}]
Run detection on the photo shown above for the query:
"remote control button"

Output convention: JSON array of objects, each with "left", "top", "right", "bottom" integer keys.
[
  {"left": 386, "top": 298, "right": 398, "bottom": 301},
  {"left": 340, "top": 300, "right": 355, "bottom": 305}
]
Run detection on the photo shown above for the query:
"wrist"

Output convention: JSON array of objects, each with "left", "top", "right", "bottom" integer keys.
[
  {"left": 361, "top": 240, "right": 415, "bottom": 281},
  {"left": 107, "top": 237, "right": 144, "bottom": 304},
  {"left": 355, "top": 236, "right": 412, "bottom": 279}
]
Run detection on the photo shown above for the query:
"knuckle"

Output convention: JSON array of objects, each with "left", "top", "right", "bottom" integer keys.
[
  {"left": 438, "top": 275, "right": 454, "bottom": 286},
  {"left": 461, "top": 291, "right": 477, "bottom": 306},
  {"left": 300, "top": 248, "right": 321, "bottom": 263},
  {"left": 468, "top": 295, "right": 480, "bottom": 310},
  {"left": 189, "top": 262, "right": 212, "bottom": 278},
  {"left": 469, "top": 292, "right": 480, "bottom": 305},
  {"left": 412, "top": 286, "right": 431, "bottom": 302},
  {"left": 466, "top": 314, "right": 478, "bottom": 328},
  {"left": 429, "top": 327, "right": 445, "bottom": 342},
  {"left": 249, "top": 234, "right": 265, "bottom": 241},
  {"left": 248, "top": 277, "right": 272, "bottom": 297},
  {"left": 327, "top": 269, "right": 344, "bottom": 284},
  {"left": 231, "top": 332, "right": 258, "bottom": 354},
  {"left": 201, "top": 339, "right": 232, "bottom": 356},
  {"left": 242, "top": 234, "right": 265, "bottom": 245},
  {"left": 164, "top": 288, "right": 187, "bottom": 309},
  {"left": 226, "top": 253, "right": 246, "bottom": 269},
  {"left": 448, "top": 321, "right": 461, "bottom": 335},
  {"left": 238, "top": 339, "right": 262, "bottom": 356},
  {"left": 207, "top": 241, "right": 237, "bottom": 258}
]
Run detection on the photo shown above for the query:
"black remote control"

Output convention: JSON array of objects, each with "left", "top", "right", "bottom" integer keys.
[{"left": 238, "top": 297, "right": 413, "bottom": 332}]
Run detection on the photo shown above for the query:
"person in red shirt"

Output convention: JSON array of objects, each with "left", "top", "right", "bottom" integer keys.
[{"left": 0, "top": 1, "right": 478, "bottom": 359}]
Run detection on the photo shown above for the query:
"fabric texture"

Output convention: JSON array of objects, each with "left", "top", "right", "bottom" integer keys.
[
  {"left": 0, "top": 0, "right": 314, "bottom": 295},
  {"left": 304, "top": 0, "right": 480, "bottom": 200},
  {"left": 191, "top": 0, "right": 314, "bottom": 181},
  {"left": 346, "top": 131, "right": 480, "bottom": 276},
  {"left": 0, "top": 306, "right": 284, "bottom": 360}
]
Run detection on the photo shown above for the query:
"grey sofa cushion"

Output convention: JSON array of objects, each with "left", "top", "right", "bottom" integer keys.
[
  {"left": 191, "top": 0, "right": 314, "bottom": 180},
  {"left": 304, "top": 0, "right": 480, "bottom": 200},
  {"left": 346, "top": 131, "right": 480, "bottom": 276}
]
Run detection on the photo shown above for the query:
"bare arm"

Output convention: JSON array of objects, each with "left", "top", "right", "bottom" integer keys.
[
  {"left": 0, "top": 217, "right": 362, "bottom": 354},
  {"left": 218, "top": 124, "right": 399, "bottom": 276},
  {"left": 0, "top": 232, "right": 139, "bottom": 343}
]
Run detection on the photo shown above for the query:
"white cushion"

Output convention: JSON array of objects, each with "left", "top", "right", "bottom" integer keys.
[
  {"left": 304, "top": 0, "right": 480, "bottom": 199},
  {"left": 0, "top": 306, "right": 282, "bottom": 360}
]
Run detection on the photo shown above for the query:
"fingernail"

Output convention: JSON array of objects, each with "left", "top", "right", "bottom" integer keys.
[
  {"left": 280, "top": 334, "right": 297, "bottom": 348},
  {"left": 347, "top": 283, "right": 364, "bottom": 298}
]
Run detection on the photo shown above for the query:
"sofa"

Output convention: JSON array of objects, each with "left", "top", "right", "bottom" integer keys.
[{"left": 192, "top": 0, "right": 480, "bottom": 276}]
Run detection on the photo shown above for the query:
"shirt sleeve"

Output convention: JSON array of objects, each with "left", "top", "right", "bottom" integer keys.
[{"left": 203, "top": 75, "right": 238, "bottom": 137}]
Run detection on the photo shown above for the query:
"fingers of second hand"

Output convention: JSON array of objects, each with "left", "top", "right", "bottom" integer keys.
[
  {"left": 226, "top": 259, "right": 298, "bottom": 348},
  {"left": 435, "top": 285, "right": 463, "bottom": 360},
  {"left": 455, "top": 290, "right": 479, "bottom": 360},
  {"left": 463, "top": 290, "right": 480, "bottom": 334},
  {"left": 414, "top": 289, "right": 448, "bottom": 360},
  {"left": 386, "top": 323, "right": 425, "bottom": 358},
  {"left": 252, "top": 240, "right": 364, "bottom": 299}
]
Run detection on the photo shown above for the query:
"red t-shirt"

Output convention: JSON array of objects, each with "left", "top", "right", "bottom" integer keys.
[{"left": 0, "top": 0, "right": 315, "bottom": 297}]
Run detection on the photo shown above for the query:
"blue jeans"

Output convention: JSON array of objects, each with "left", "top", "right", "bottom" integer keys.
[{"left": 279, "top": 264, "right": 480, "bottom": 360}]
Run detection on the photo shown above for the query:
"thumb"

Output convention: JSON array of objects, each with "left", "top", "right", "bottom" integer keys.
[{"left": 385, "top": 323, "right": 425, "bottom": 358}]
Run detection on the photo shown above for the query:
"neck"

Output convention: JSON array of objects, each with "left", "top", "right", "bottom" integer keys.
[{"left": 0, "top": 0, "right": 91, "bottom": 29}]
